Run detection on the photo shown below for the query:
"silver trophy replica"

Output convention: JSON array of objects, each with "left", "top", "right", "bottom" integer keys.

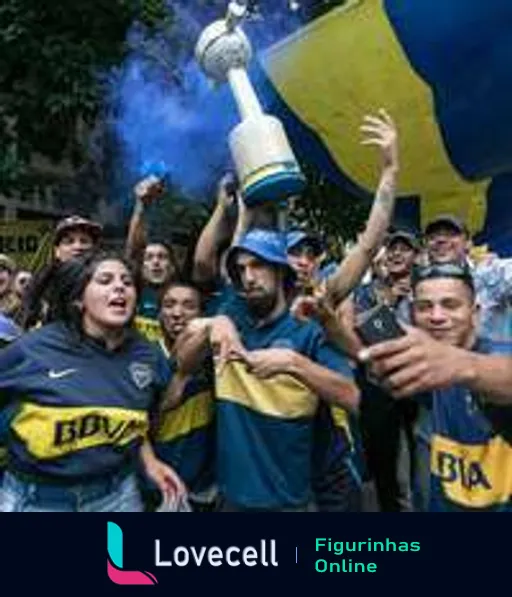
[{"left": 196, "top": 0, "right": 306, "bottom": 209}]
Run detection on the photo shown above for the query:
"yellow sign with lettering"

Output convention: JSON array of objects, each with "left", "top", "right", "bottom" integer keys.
[{"left": 0, "top": 220, "right": 53, "bottom": 270}]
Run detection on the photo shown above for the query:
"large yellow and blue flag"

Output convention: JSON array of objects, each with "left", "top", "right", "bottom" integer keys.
[{"left": 259, "top": 0, "right": 512, "bottom": 255}]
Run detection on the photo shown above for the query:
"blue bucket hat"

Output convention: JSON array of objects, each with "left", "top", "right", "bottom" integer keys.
[{"left": 226, "top": 228, "right": 296, "bottom": 288}]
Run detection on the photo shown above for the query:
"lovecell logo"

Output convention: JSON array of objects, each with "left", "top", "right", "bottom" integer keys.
[{"left": 107, "top": 522, "right": 158, "bottom": 585}]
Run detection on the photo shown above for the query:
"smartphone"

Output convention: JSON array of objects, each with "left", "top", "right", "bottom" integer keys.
[{"left": 355, "top": 304, "right": 405, "bottom": 346}]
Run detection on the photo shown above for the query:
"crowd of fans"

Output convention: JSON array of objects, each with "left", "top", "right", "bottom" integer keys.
[{"left": 0, "top": 110, "right": 510, "bottom": 512}]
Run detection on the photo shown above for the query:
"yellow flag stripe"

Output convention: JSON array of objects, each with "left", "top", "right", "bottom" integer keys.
[{"left": 264, "top": 0, "right": 489, "bottom": 233}]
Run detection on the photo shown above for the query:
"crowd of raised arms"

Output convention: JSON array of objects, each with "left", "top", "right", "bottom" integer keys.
[{"left": 0, "top": 111, "right": 510, "bottom": 513}]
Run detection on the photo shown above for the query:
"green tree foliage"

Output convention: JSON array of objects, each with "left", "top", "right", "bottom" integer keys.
[
  {"left": 0, "top": 0, "right": 367, "bottom": 246},
  {"left": 290, "top": 161, "right": 370, "bottom": 257},
  {"left": 0, "top": 0, "right": 167, "bottom": 188}
]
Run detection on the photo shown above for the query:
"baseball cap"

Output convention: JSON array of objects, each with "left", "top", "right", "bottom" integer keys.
[
  {"left": 424, "top": 214, "right": 468, "bottom": 237},
  {"left": 286, "top": 230, "right": 324, "bottom": 257},
  {"left": 412, "top": 261, "right": 475, "bottom": 293},
  {"left": 54, "top": 216, "right": 103, "bottom": 246},
  {"left": 226, "top": 228, "right": 296, "bottom": 287},
  {"left": 385, "top": 230, "right": 420, "bottom": 251}
]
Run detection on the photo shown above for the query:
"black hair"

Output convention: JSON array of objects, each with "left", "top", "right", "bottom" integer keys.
[
  {"left": 144, "top": 240, "right": 182, "bottom": 279},
  {"left": 157, "top": 278, "right": 205, "bottom": 313},
  {"left": 20, "top": 263, "right": 57, "bottom": 329},
  {"left": 412, "top": 261, "right": 475, "bottom": 300},
  {"left": 21, "top": 250, "right": 139, "bottom": 332},
  {"left": 226, "top": 247, "right": 297, "bottom": 295}
]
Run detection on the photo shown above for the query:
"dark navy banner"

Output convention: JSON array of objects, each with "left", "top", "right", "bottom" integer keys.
[{"left": 0, "top": 515, "right": 507, "bottom": 595}]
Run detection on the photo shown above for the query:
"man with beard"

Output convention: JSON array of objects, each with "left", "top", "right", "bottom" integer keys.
[
  {"left": 150, "top": 281, "right": 216, "bottom": 511},
  {"left": 177, "top": 228, "right": 360, "bottom": 511},
  {"left": 362, "top": 262, "right": 512, "bottom": 511},
  {"left": 194, "top": 110, "right": 400, "bottom": 308},
  {"left": 424, "top": 214, "right": 512, "bottom": 352}
]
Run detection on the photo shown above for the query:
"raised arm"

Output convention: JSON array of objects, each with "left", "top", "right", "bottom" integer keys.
[
  {"left": 193, "top": 175, "right": 236, "bottom": 286},
  {"left": 125, "top": 175, "right": 165, "bottom": 262},
  {"left": 231, "top": 190, "right": 252, "bottom": 247},
  {"left": 326, "top": 109, "right": 399, "bottom": 307}
]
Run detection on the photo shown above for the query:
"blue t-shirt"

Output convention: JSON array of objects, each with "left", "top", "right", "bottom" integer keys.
[{"left": 214, "top": 289, "right": 354, "bottom": 509}]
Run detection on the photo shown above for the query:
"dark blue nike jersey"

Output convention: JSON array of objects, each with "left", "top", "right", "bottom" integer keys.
[{"left": 0, "top": 322, "right": 171, "bottom": 483}]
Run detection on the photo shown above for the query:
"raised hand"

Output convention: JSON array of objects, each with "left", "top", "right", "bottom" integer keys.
[
  {"left": 134, "top": 174, "right": 166, "bottom": 206},
  {"left": 216, "top": 172, "right": 238, "bottom": 210},
  {"left": 360, "top": 109, "right": 399, "bottom": 172},
  {"left": 358, "top": 324, "right": 469, "bottom": 397}
]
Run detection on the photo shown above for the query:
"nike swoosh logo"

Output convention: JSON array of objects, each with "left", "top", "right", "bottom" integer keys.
[{"left": 48, "top": 369, "right": 77, "bottom": 379}]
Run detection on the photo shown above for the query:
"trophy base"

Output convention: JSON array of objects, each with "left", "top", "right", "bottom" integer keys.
[
  {"left": 230, "top": 115, "right": 306, "bottom": 206},
  {"left": 242, "top": 163, "right": 306, "bottom": 206}
]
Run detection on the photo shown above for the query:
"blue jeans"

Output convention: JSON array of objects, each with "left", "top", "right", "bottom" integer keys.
[{"left": 0, "top": 471, "right": 143, "bottom": 512}]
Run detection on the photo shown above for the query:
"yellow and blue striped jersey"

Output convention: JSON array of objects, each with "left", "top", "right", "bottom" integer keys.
[
  {"left": 0, "top": 322, "right": 171, "bottom": 483},
  {"left": 135, "top": 286, "right": 164, "bottom": 343},
  {"left": 215, "top": 300, "right": 354, "bottom": 509},
  {"left": 154, "top": 341, "right": 216, "bottom": 495},
  {"left": 311, "top": 402, "right": 363, "bottom": 511},
  {"left": 427, "top": 340, "right": 512, "bottom": 511}
]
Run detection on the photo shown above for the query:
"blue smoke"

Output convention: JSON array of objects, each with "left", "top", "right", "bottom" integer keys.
[{"left": 107, "top": 1, "right": 303, "bottom": 206}]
